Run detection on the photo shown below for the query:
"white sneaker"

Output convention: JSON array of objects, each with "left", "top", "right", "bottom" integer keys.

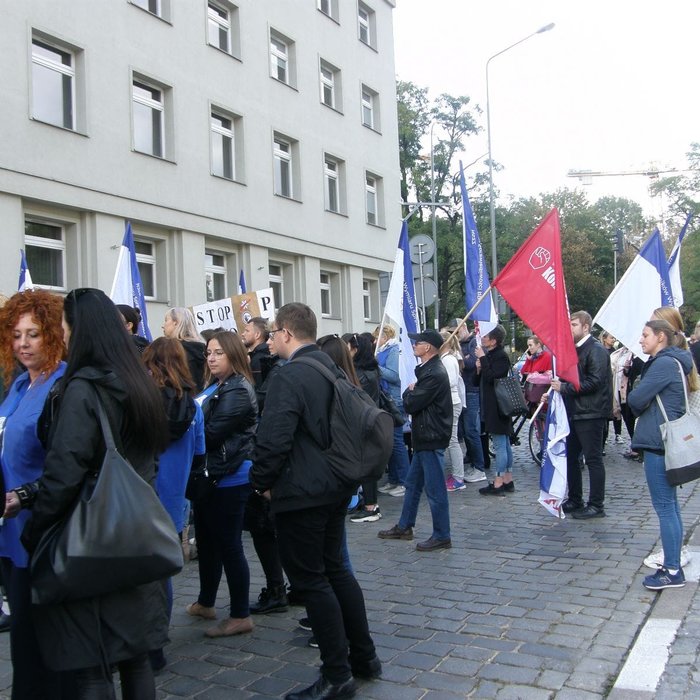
[
  {"left": 614, "top": 435, "right": 624, "bottom": 444},
  {"left": 378, "top": 483, "right": 397, "bottom": 493},
  {"left": 643, "top": 545, "right": 690, "bottom": 569},
  {"left": 464, "top": 467, "right": 487, "bottom": 483},
  {"left": 387, "top": 485, "right": 406, "bottom": 497}
]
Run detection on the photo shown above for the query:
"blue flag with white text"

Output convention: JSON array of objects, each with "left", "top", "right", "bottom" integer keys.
[
  {"left": 109, "top": 222, "right": 152, "bottom": 341},
  {"left": 667, "top": 212, "right": 693, "bottom": 307},
  {"left": 18, "top": 250, "right": 34, "bottom": 292}
]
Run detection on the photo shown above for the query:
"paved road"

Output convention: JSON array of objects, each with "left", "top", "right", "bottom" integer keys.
[{"left": 0, "top": 435, "right": 699, "bottom": 698}]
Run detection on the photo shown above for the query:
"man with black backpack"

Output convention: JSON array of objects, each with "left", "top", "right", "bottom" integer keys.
[
  {"left": 250, "top": 302, "right": 380, "bottom": 700},
  {"left": 378, "top": 329, "right": 453, "bottom": 551}
]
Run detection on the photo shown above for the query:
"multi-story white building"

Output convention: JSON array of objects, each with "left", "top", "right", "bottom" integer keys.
[{"left": 0, "top": 0, "right": 400, "bottom": 334}]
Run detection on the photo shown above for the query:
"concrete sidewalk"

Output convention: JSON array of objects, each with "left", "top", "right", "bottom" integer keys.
[{"left": 0, "top": 436, "right": 698, "bottom": 698}]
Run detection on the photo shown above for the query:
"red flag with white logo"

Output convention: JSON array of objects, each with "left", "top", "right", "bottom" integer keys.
[{"left": 493, "top": 208, "right": 580, "bottom": 389}]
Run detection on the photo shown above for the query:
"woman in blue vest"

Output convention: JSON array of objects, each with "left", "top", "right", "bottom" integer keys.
[{"left": 0, "top": 289, "right": 69, "bottom": 699}]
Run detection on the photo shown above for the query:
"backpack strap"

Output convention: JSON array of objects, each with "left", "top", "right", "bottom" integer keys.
[{"left": 293, "top": 356, "right": 339, "bottom": 385}]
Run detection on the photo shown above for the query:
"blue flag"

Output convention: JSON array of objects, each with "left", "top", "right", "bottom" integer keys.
[
  {"left": 18, "top": 250, "right": 34, "bottom": 292},
  {"left": 109, "top": 222, "right": 152, "bottom": 341},
  {"left": 380, "top": 221, "right": 418, "bottom": 392},
  {"left": 667, "top": 212, "right": 693, "bottom": 307},
  {"left": 238, "top": 269, "right": 247, "bottom": 294},
  {"left": 459, "top": 162, "right": 497, "bottom": 327}
]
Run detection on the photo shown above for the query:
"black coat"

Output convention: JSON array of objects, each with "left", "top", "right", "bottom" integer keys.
[
  {"left": 202, "top": 374, "right": 257, "bottom": 478},
  {"left": 181, "top": 339, "right": 206, "bottom": 392},
  {"left": 356, "top": 366, "right": 381, "bottom": 404},
  {"left": 477, "top": 345, "right": 513, "bottom": 435},
  {"left": 249, "top": 342, "right": 270, "bottom": 390},
  {"left": 250, "top": 345, "right": 354, "bottom": 513},
  {"left": 403, "top": 354, "right": 452, "bottom": 451},
  {"left": 21, "top": 368, "right": 168, "bottom": 672},
  {"left": 559, "top": 336, "right": 612, "bottom": 421}
]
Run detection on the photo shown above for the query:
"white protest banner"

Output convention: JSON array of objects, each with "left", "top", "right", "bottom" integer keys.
[{"left": 192, "top": 288, "right": 276, "bottom": 334}]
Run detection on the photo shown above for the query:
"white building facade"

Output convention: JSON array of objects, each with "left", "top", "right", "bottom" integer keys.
[{"left": 0, "top": 0, "right": 400, "bottom": 335}]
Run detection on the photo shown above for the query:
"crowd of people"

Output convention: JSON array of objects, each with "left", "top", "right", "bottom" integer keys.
[{"left": 0, "top": 285, "right": 698, "bottom": 699}]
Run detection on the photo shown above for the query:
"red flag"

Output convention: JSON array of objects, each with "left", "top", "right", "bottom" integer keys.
[{"left": 493, "top": 208, "right": 580, "bottom": 389}]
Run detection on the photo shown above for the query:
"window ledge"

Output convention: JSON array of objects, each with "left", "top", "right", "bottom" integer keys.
[
  {"left": 132, "top": 148, "right": 177, "bottom": 165},
  {"left": 212, "top": 173, "right": 246, "bottom": 186},
  {"left": 366, "top": 221, "right": 386, "bottom": 230},
  {"left": 359, "top": 39, "right": 378, "bottom": 53},
  {"left": 270, "top": 76, "right": 299, "bottom": 92},
  {"left": 207, "top": 44, "right": 242, "bottom": 63},
  {"left": 129, "top": 2, "right": 172, "bottom": 25},
  {"left": 362, "top": 123, "right": 382, "bottom": 135},
  {"left": 321, "top": 102, "right": 344, "bottom": 116},
  {"left": 30, "top": 117, "right": 87, "bottom": 137},
  {"left": 274, "top": 193, "right": 302, "bottom": 204},
  {"left": 325, "top": 209, "right": 348, "bottom": 218},
  {"left": 318, "top": 9, "right": 340, "bottom": 25}
]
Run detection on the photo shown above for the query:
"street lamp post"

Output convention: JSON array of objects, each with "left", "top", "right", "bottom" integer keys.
[
  {"left": 430, "top": 121, "right": 439, "bottom": 328},
  {"left": 486, "top": 22, "right": 555, "bottom": 297}
]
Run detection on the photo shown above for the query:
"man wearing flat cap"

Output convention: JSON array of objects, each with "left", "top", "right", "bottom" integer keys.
[{"left": 378, "top": 330, "right": 453, "bottom": 550}]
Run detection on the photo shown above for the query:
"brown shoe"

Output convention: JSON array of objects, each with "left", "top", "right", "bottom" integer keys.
[
  {"left": 377, "top": 524, "right": 413, "bottom": 540},
  {"left": 186, "top": 602, "right": 217, "bottom": 620},
  {"left": 204, "top": 616, "right": 254, "bottom": 638}
]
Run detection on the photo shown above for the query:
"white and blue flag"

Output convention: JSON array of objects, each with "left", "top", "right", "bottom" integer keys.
[
  {"left": 459, "top": 162, "right": 498, "bottom": 339},
  {"left": 109, "top": 221, "right": 152, "bottom": 341},
  {"left": 238, "top": 269, "right": 247, "bottom": 294},
  {"left": 667, "top": 212, "right": 693, "bottom": 307},
  {"left": 18, "top": 250, "right": 34, "bottom": 292},
  {"left": 379, "top": 221, "right": 418, "bottom": 393},
  {"left": 593, "top": 228, "right": 673, "bottom": 358},
  {"left": 538, "top": 391, "right": 570, "bottom": 518}
]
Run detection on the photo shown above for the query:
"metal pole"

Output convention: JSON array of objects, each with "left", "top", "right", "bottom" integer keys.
[
  {"left": 430, "top": 121, "right": 439, "bottom": 329},
  {"left": 486, "top": 23, "right": 555, "bottom": 304},
  {"left": 417, "top": 243, "right": 427, "bottom": 330}
]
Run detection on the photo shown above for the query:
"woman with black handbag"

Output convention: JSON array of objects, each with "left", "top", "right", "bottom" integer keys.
[
  {"left": 628, "top": 319, "right": 694, "bottom": 591},
  {"left": 186, "top": 331, "right": 257, "bottom": 638},
  {"left": 20, "top": 288, "right": 170, "bottom": 700}
]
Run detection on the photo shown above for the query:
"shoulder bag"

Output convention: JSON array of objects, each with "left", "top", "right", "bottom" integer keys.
[
  {"left": 656, "top": 359, "right": 700, "bottom": 487},
  {"left": 30, "top": 395, "right": 184, "bottom": 605},
  {"left": 494, "top": 367, "right": 529, "bottom": 418}
]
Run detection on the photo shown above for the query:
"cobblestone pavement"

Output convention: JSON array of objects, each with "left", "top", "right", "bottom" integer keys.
[{"left": 0, "top": 436, "right": 699, "bottom": 698}]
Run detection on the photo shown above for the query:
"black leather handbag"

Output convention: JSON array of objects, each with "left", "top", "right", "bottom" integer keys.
[
  {"left": 494, "top": 374, "right": 529, "bottom": 418},
  {"left": 30, "top": 397, "right": 183, "bottom": 605},
  {"left": 378, "top": 390, "right": 405, "bottom": 427}
]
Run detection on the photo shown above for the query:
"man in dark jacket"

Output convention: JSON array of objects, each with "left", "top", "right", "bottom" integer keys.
[
  {"left": 250, "top": 303, "right": 379, "bottom": 700},
  {"left": 552, "top": 310, "right": 612, "bottom": 519},
  {"left": 378, "top": 329, "right": 453, "bottom": 551},
  {"left": 241, "top": 316, "right": 270, "bottom": 389}
]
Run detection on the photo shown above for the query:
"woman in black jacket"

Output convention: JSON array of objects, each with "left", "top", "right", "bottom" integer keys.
[
  {"left": 21, "top": 288, "right": 169, "bottom": 700},
  {"left": 475, "top": 325, "right": 514, "bottom": 496},
  {"left": 186, "top": 331, "right": 258, "bottom": 638}
]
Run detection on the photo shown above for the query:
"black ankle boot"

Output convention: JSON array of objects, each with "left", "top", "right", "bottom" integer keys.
[{"left": 250, "top": 584, "right": 289, "bottom": 614}]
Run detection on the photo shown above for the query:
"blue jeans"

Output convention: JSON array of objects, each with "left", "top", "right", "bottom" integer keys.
[
  {"left": 386, "top": 425, "right": 410, "bottom": 485},
  {"left": 644, "top": 452, "right": 683, "bottom": 570},
  {"left": 194, "top": 483, "right": 251, "bottom": 618},
  {"left": 491, "top": 433, "right": 513, "bottom": 476},
  {"left": 398, "top": 449, "right": 451, "bottom": 540},
  {"left": 461, "top": 393, "right": 485, "bottom": 471}
]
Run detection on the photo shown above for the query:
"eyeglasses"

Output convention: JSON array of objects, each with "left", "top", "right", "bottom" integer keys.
[
  {"left": 268, "top": 327, "right": 291, "bottom": 340},
  {"left": 204, "top": 349, "right": 225, "bottom": 358}
]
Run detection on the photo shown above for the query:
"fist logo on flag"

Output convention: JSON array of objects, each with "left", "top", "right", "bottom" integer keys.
[{"left": 529, "top": 247, "right": 551, "bottom": 271}]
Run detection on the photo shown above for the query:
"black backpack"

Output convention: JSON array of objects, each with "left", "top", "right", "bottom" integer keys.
[{"left": 294, "top": 357, "right": 394, "bottom": 486}]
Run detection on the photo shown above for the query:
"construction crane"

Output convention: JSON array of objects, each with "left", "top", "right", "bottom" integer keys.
[{"left": 566, "top": 167, "right": 680, "bottom": 185}]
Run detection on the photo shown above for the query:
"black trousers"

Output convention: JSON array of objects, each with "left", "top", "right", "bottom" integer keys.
[
  {"left": 276, "top": 501, "right": 376, "bottom": 684},
  {"left": 566, "top": 418, "right": 606, "bottom": 509},
  {"left": 74, "top": 653, "right": 154, "bottom": 700},
  {"left": 0, "top": 558, "right": 75, "bottom": 700}
]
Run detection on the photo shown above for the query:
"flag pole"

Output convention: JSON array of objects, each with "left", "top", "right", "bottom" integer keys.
[{"left": 445, "top": 285, "right": 494, "bottom": 343}]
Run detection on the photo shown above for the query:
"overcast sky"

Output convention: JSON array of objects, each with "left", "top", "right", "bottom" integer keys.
[{"left": 393, "top": 0, "right": 698, "bottom": 220}]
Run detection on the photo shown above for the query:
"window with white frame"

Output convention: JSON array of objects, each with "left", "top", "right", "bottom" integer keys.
[
  {"left": 358, "top": 2, "right": 376, "bottom": 48},
  {"left": 134, "top": 240, "right": 156, "bottom": 298},
  {"left": 130, "top": 0, "right": 170, "bottom": 20},
  {"left": 319, "top": 59, "right": 342, "bottom": 111},
  {"left": 318, "top": 0, "right": 338, "bottom": 20},
  {"left": 211, "top": 110, "right": 235, "bottom": 180},
  {"left": 205, "top": 251, "right": 227, "bottom": 302},
  {"left": 31, "top": 38, "right": 76, "bottom": 130},
  {"left": 269, "top": 263, "right": 284, "bottom": 308},
  {"left": 273, "top": 134, "right": 298, "bottom": 198},
  {"left": 323, "top": 154, "right": 346, "bottom": 214},
  {"left": 361, "top": 85, "right": 380, "bottom": 130},
  {"left": 320, "top": 272, "right": 333, "bottom": 317},
  {"left": 270, "top": 29, "right": 296, "bottom": 87},
  {"left": 362, "top": 280, "right": 372, "bottom": 321},
  {"left": 207, "top": 1, "right": 240, "bottom": 57},
  {"left": 365, "top": 172, "right": 385, "bottom": 227},
  {"left": 24, "top": 219, "right": 66, "bottom": 289},
  {"left": 132, "top": 78, "right": 166, "bottom": 158}
]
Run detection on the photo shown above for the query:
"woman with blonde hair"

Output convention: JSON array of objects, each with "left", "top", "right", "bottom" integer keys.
[
  {"left": 162, "top": 307, "right": 206, "bottom": 391},
  {"left": 440, "top": 330, "right": 467, "bottom": 491}
]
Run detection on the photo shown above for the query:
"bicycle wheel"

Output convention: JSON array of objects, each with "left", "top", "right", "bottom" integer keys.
[{"left": 528, "top": 415, "right": 545, "bottom": 466}]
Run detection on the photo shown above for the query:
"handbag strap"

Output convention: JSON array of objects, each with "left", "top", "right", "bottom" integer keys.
[
  {"left": 655, "top": 359, "right": 690, "bottom": 424},
  {"left": 93, "top": 391, "right": 120, "bottom": 454}
]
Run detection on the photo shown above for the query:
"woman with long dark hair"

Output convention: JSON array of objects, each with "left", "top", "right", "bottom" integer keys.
[
  {"left": 186, "top": 331, "right": 257, "bottom": 638},
  {"left": 116, "top": 303, "right": 149, "bottom": 354},
  {"left": 0, "top": 290, "right": 70, "bottom": 699},
  {"left": 21, "top": 288, "right": 169, "bottom": 700}
]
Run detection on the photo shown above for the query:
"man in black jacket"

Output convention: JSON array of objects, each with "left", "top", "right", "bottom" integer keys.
[
  {"left": 378, "top": 329, "right": 453, "bottom": 550},
  {"left": 551, "top": 310, "right": 612, "bottom": 519},
  {"left": 250, "top": 303, "right": 379, "bottom": 700}
]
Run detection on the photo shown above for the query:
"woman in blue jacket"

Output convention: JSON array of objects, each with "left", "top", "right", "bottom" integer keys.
[
  {"left": 628, "top": 319, "right": 694, "bottom": 591},
  {"left": 0, "top": 290, "right": 69, "bottom": 699}
]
